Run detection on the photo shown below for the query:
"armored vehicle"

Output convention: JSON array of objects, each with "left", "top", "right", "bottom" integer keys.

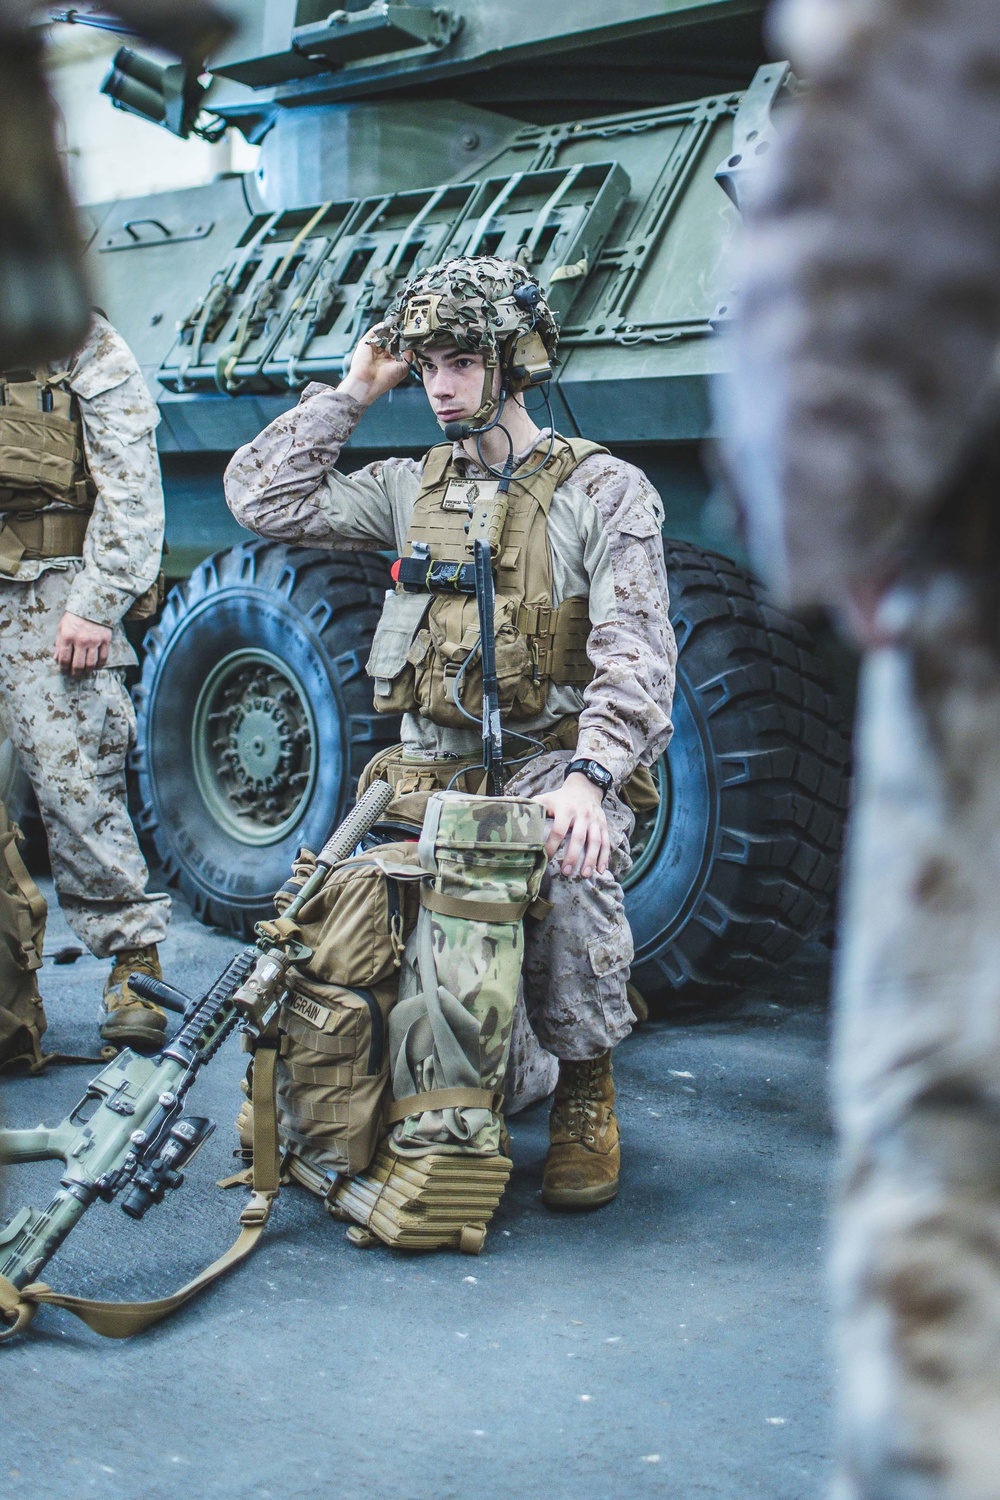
[{"left": 60, "top": 1, "right": 847, "bottom": 1010}]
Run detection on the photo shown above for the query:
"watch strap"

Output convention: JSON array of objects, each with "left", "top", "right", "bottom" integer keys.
[{"left": 564, "top": 758, "right": 613, "bottom": 796}]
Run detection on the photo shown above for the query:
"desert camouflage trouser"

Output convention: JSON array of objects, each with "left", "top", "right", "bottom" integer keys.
[
  {"left": 0, "top": 567, "right": 169, "bottom": 958},
  {"left": 504, "top": 748, "right": 636, "bottom": 1061},
  {"left": 833, "top": 644, "right": 1000, "bottom": 1500}
]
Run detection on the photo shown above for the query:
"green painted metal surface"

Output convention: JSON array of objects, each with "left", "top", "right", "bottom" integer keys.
[{"left": 85, "top": 0, "right": 778, "bottom": 568}]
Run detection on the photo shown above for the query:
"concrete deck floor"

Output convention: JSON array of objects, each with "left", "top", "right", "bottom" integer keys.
[{"left": 0, "top": 882, "right": 835, "bottom": 1500}]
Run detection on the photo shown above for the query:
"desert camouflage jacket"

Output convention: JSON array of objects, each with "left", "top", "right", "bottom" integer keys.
[
  {"left": 721, "top": 0, "right": 1000, "bottom": 610},
  {"left": 225, "top": 385, "right": 675, "bottom": 788},
  {"left": 9, "top": 314, "right": 165, "bottom": 627}
]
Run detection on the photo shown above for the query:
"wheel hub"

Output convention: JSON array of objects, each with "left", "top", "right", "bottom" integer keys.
[
  {"left": 192, "top": 650, "right": 318, "bottom": 846},
  {"left": 232, "top": 703, "right": 286, "bottom": 783}
]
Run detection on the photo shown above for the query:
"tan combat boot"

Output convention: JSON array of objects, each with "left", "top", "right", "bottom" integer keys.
[
  {"left": 542, "top": 1050, "right": 620, "bottom": 1210},
  {"left": 100, "top": 944, "right": 167, "bottom": 1052}
]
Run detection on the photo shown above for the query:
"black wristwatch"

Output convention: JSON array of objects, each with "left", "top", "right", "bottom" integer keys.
[{"left": 564, "top": 758, "right": 614, "bottom": 798}]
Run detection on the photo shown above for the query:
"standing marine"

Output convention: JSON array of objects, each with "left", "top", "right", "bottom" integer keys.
[
  {"left": 0, "top": 313, "right": 170, "bottom": 1052},
  {"left": 722, "top": 0, "right": 1000, "bottom": 1493},
  {"left": 225, "top": 255, "right": 675, "bottom": 1209}
]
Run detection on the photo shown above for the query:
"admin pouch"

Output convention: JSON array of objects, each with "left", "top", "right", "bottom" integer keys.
[
  {"left": 256, "top": 840, "right": 425, "bottom": 1184},
  {"left": 0, "top": 799, "right": 48, "bottom": 1072}
]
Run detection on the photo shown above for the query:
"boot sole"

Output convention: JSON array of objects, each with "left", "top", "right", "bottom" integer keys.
[
  {"left": 99, "top": 1018, "right": 166, "bottom": 1053},
  {"left": 542, "top": 1179, "right": 619, "bottom": 1211}
]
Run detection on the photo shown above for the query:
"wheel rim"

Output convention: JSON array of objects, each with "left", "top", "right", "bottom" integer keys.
[
  {"left": 622, "top": 755, "right": 670, "bottom": 891},
  {"left": 191, "top": 648, "right": 318, "bottom": 847}
]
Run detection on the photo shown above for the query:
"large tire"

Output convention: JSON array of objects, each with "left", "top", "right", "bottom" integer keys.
[
  {"left": 132, "top": 540, "right": 398, "bottom": 935},
  {"left": 0, "top": 729, "right": 30, "bottom": 825},
  {"left": 624, "top": 541, "right": 849, "bottom": 1009}
]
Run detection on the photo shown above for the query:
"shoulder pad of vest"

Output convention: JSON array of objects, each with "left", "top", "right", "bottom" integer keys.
[
  {"left": 564, "top": 438, "right": 611, "bottom": 468},
  {"left": 420, "top": 444, "right": 454, "bottom": 488}
]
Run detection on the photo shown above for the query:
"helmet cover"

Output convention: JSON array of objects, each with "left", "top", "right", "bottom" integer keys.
[{"left": 375, "top": 255, "right": 559, "bottom": 377}]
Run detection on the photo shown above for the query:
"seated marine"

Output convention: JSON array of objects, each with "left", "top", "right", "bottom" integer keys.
[{"left": 224, "top": 255, "right": 675, "bottom": 1210}]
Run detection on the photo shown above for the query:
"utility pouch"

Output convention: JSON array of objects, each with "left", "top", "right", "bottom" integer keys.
[
  {"left": 413, "top": 594, "right": 533, "bottom": 728},
  {"left": 124, "top": 570, "right": 165, "bottom": 623},
  {"left": 366, "top": 589, "right": 429, "bottom": 714},
  {"left": 0, "top": 372, "right": 93, "bottom": 511},
  {"left": 267, "top": 840, "right": 425, "bottom": 989},
  {"left": 278, "top": 976, "right": 397, "bottom": 1179},
  {"left": 0, "top": 800, "right": 48, "bottom": 1072},
  {"left": 0, "top": 408, "right": 80, "bottom": 507},
  {"left": 264, "top": 841, "right": 425, "bottom": 1179}
]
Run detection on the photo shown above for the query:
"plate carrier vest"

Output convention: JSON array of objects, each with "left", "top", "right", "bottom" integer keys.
[
  {"left": 0, "top": 369, "right": 96, "bottom": 576},
  {"left": 370, "top": 433, "right": 608, "bottom": 727}
]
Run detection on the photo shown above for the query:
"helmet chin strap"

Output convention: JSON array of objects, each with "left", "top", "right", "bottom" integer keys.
[{"left": 442, "top": 352, "right": 506, "bottom": 442}]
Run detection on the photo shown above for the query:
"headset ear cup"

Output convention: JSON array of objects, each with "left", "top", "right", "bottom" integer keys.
[{"left": 508, "top": 330, "right": 552, "bottom": 390}]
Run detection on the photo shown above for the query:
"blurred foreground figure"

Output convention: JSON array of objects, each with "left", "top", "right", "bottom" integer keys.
[
  {"left": 723, "top": 0, "right": 1000, "bottom": 1495},
  {"left": 0, "top": 0, "right": 231, "bottom": 368}
]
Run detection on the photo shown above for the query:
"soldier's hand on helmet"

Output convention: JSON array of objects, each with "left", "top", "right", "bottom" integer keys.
[
  {"left": 339, "top": 323, "right": 413, "bottom": 408},
  {"left": 54, "top": 611, "right": 112, "bottom": 676},
  {"left": 535, "top": 775, "right": 611, "bottom": 881}
]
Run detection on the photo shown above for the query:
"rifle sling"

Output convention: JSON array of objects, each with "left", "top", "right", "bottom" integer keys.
[{"left": 0, "top": 1035, "right": 283, "bottom": 1341}]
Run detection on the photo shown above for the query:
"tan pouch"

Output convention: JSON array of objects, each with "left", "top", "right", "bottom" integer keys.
[
  {"left": 0, "top": 407, "right": 81, "bottom": 506},
  {"left": 414, "top": 594, "right": 534, "bottom": 728},
  {"left": 366, "top": 588, "right": 429, "bottom": 715},
  {"left": 278, "top": 976, "right": 397, "bottom": 1178},
  {"left": 0, "top": 800, "right": 48, "bottom": 1071},
  {"left": 267, "top": 840, "right": 424, "bottom": 989},
  {"left": 266, "top": 841, "right": 426, "bottom": 1179},
  {"left": 124, "top": 570, "right": 165, "bottom": 622}
]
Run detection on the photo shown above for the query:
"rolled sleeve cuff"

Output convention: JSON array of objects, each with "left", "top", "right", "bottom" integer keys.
[
  {"left": 303, "top": 383, "right": 365, "bottom": 431},
  {"left": 573, "top": 729, "right": 634, "bottom": 792},
  {"left": 65, "top": 575, "right": 136, "bottom": 627}
]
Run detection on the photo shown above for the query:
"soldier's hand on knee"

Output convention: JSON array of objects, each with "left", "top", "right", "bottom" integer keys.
[
  {"left": 339, "top": 323, "right": 413, "bottom": 408},
  {"left": 535, "top": 776, "right": 611, "bottom": 880},
  {"left": 54, "top": 611, "right": 112, "bottom": 676}
]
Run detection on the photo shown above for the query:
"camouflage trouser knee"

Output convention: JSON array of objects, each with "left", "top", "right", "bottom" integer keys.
[
  {"left": 0, "top": 572, "right": 169, "bottom": 958},
  {"left": 504, "top": 749, "right": 635, "bottom": 1061},
  {"left": 833, "top": 645, "right": 1000, "bottom": 1500}
]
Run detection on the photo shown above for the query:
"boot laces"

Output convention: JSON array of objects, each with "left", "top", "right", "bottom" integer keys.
[
  {"left": 109, "top": 948, "right": 159, "bottom": 984},
  {"left": 562, "top": 1096, "right": 600, "bottom": 1147},
  {"left": 558, "top": 1061, "right": 608, "bottom": 1146},
  {"left": 108, "top": 949, "right": 161, "bottom": 1010}
]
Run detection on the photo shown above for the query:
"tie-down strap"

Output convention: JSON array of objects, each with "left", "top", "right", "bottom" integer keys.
[
  {"left": 385, "top": 1086, "right": 504, "bottom": 1125},
  {"left": 420, "top": 887, "right": 531, "bottom": 924}
]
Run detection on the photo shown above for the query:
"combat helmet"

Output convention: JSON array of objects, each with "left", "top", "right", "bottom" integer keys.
[{"left": 377, "top": 255, "right": 559, "bottom": 423}]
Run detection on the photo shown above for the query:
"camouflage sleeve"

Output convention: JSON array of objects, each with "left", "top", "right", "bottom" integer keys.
[
  {"left": 721, "top": 0, "right": 1000, "bottom": 606},
  {"left": 64, "top": 316, "right": 164, "bottom": 627},
  {"left": 224, "top": 384, "right": 400, "bottom": 550},
  {"left": 573, "top": 455, "right": 676, "bottom": 788}
]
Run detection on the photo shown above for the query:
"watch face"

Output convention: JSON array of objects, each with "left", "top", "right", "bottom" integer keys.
[{"left": 569, "top": 759, "right": 611, "bottom": 789}]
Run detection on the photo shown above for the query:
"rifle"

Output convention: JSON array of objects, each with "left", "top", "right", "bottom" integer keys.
[{"left": 0, "top": 779, "right": 394, "bottom": 1342}]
